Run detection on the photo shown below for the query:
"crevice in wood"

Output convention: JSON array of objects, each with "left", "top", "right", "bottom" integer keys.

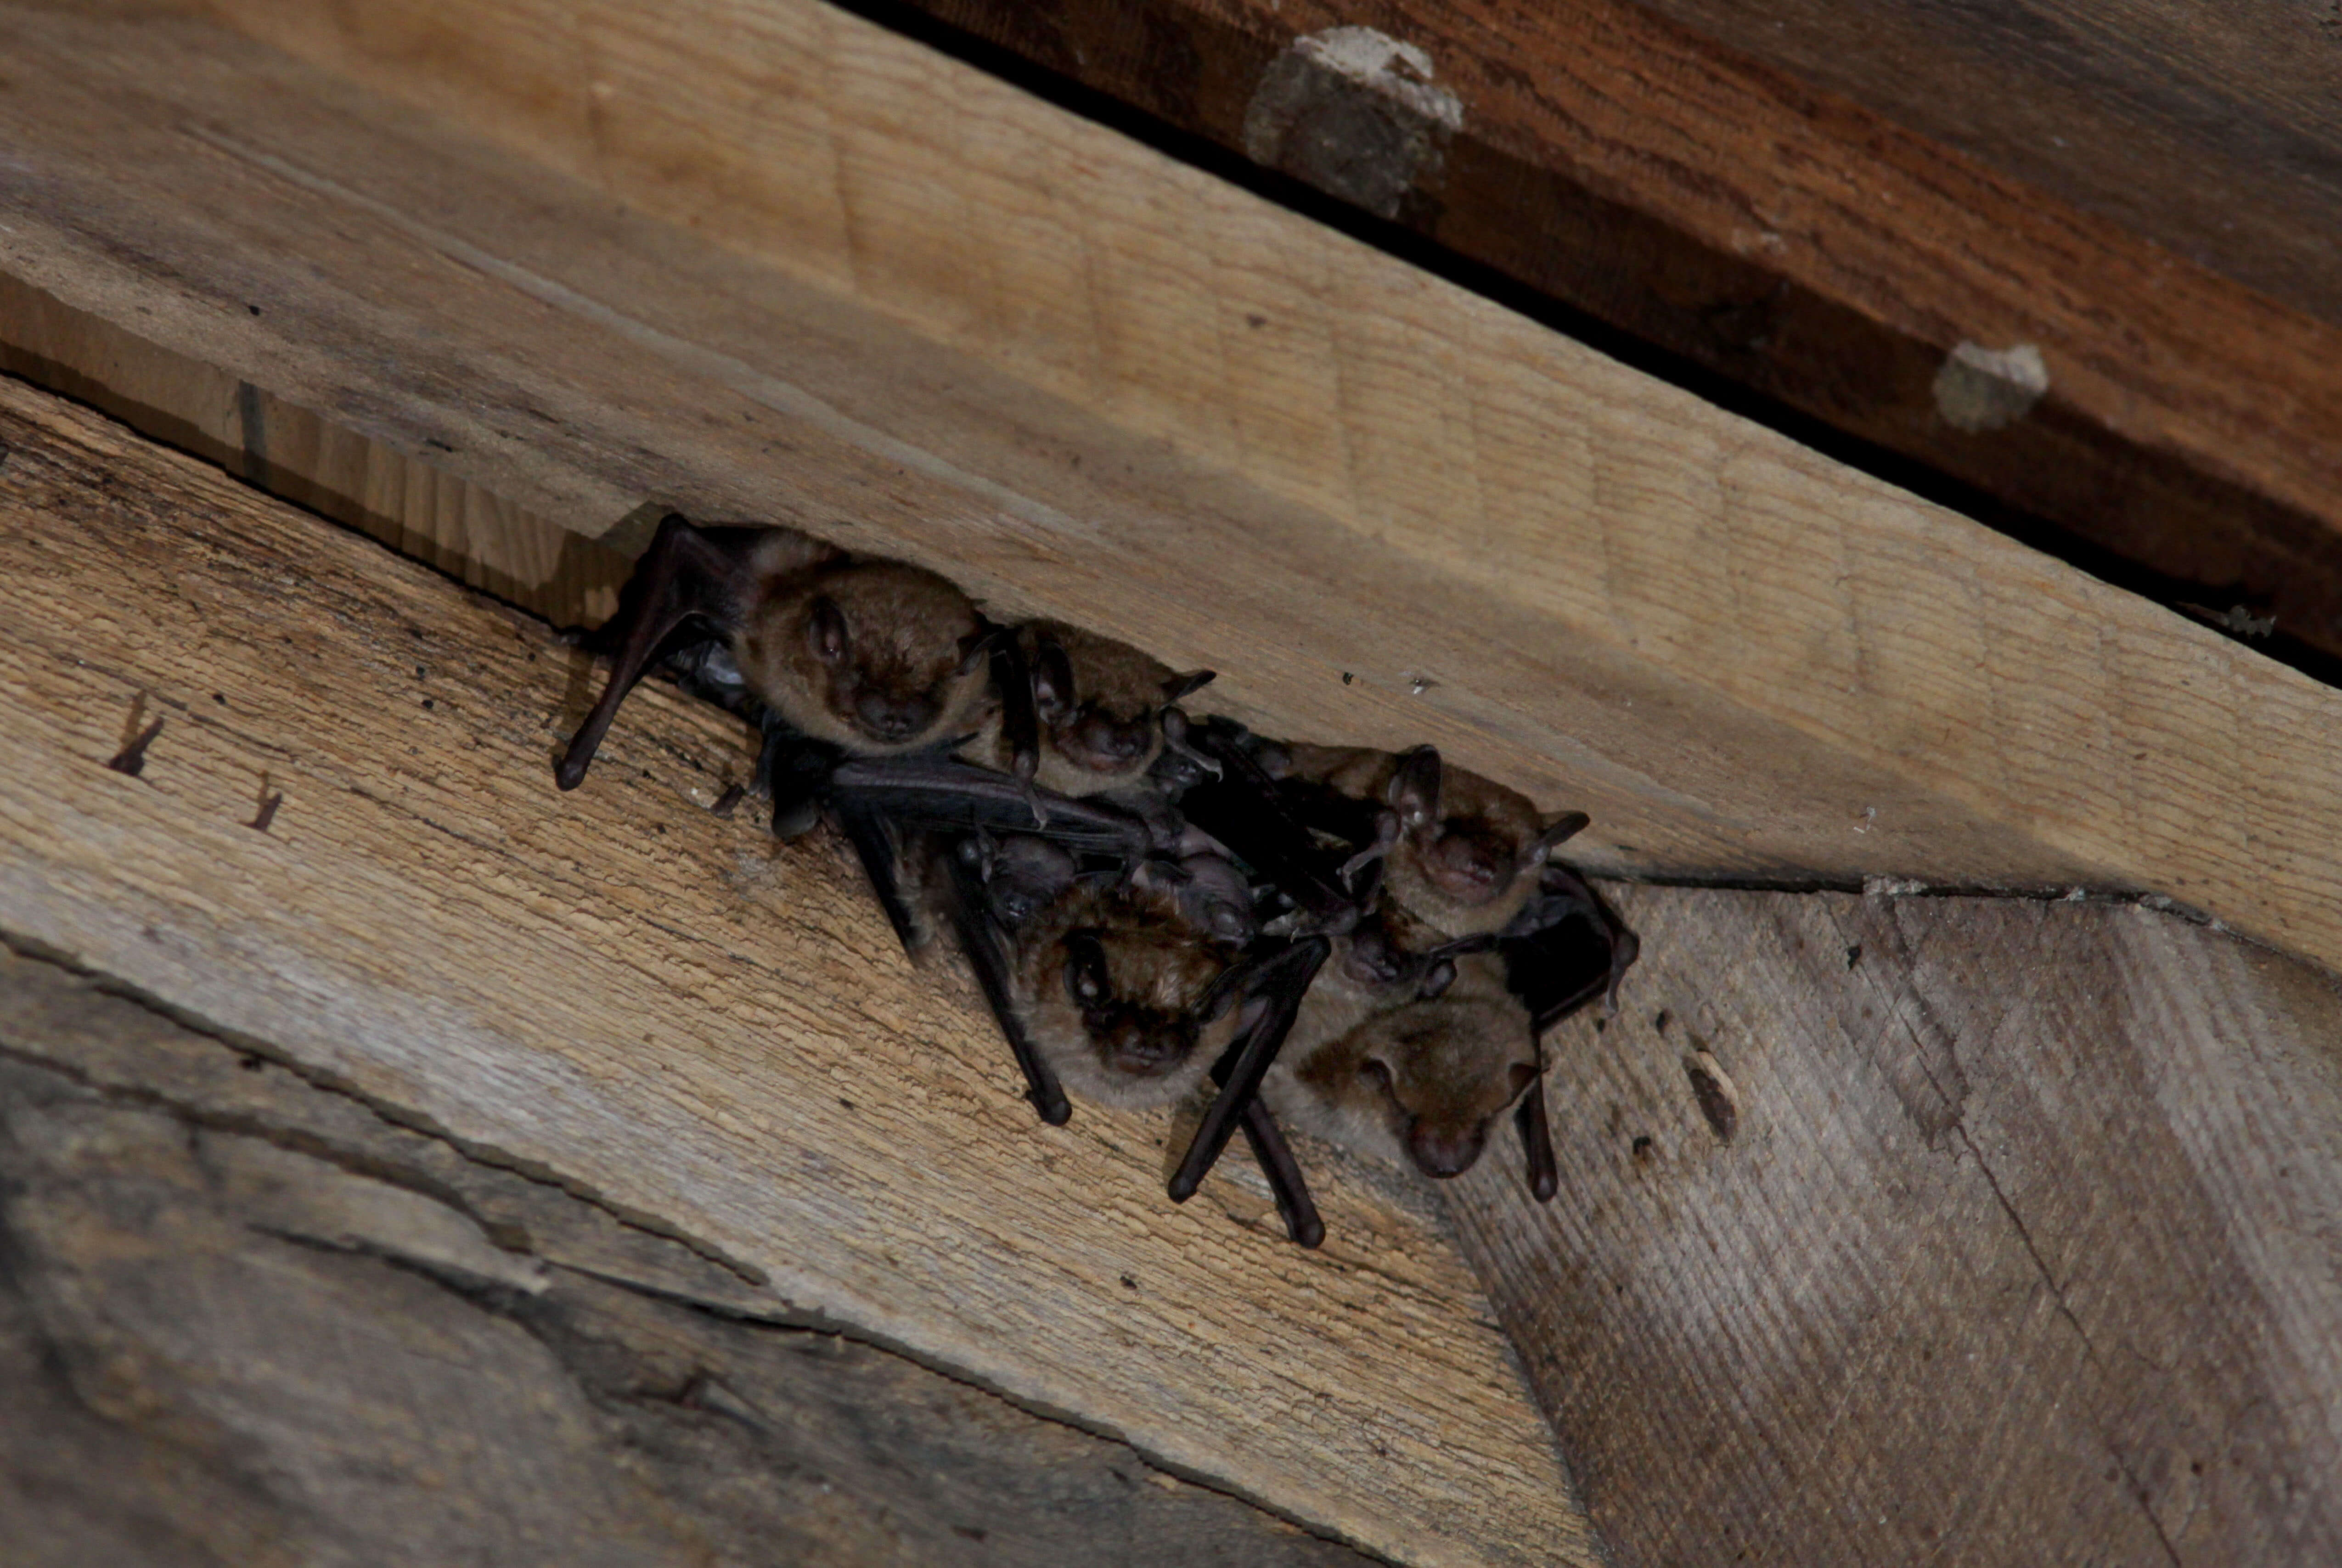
[
  {"left": 1943, "top": 1121, "right": 2188, "bottom": 1568},
  {"left": 1599, "top": 868, "right": 2234, "bottom": 932},
  {"left": 0, "top": 1032, "right": 1392, "bottom": 1563},
  {"left": 0, "top": 926, "right": 773, "bottom": 1290},
  {"left": 819, "top": 0, "right": 2342, "bottom": 693},
  {"left": 0, "top": 933, "right": 1414, "bottom": 1564}
]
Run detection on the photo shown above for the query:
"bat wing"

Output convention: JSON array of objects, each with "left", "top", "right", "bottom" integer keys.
[
  {"left": 1168, "top": 935, "right": 1331, "bottom": 1203},
  {"left": 832, "top": 755, "right": 1155, "bottom": 860},
  {"left": 1175, "top": 725, "right": 1361, "bottom": 930},
  {"left": 935, "top": 837, "right": 1073, "bottom": 1125},
  {"left": 1498, "top": 862, "right": 1638, "bottom": 1203}
]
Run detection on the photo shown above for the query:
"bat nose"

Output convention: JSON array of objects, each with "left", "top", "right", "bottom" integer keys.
[
  {"left": 1098, "top": 721, "right": 1150, "bottom": 760},
  {"left": 857, "top": 690, "right": 935, "bottom": 742},
  {"left": 1073, "top": 714, "right": 1152, "bottom": 765},
  {"left": 1430, "top": 834, "right": 1510, "bottom": 899},
  {"left": 1407, "top": 1122, "right": 1487, "bottom": 1179},
  {"left": 1106, "top": 1021, "right": 1189, "bottom": 1076}
]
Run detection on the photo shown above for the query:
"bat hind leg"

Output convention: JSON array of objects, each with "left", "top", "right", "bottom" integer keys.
[
  {"left": 939, "top": 843, "right": 1073, "bottom": 1125},
  {"left": 1515, "top": 1075, "right": 1558, "bottom": 1203},
  {"left": 557, "top": 514, "right": 743, "bottom": 790},
  {"left": 1169, "top": 936, "right": 1329, "bottom": 1202},
  {"left": 1239, "top": 1102, "right": 1325, "bottom": 1247}
]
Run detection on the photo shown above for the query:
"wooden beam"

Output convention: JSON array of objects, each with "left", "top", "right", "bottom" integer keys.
[
  {"left": 2, "top": 3, "right": 2338, "bottom": 985},
  {"left": 1447, "top": 882, "right": 2342, "bottom": 1563},
  {"left": 0, "top": 942, "right": 1382, "bottom": 1566},
  {"left": 842, "top": 0, "right": 2342, "bottom": 667},
  {"left": 0, "top": 375, "right": 1589, "bottom": 1568}
]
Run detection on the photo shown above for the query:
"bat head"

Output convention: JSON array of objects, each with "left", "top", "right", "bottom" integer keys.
[
  {"left": 1016, "top": 878, "right": 1243, "bottom": 1108},
  {"left": 1332, "top": 993, "right": 1539, "bottom": 1179},
  {"left": 1026, "top": 624, "right": 1213, "bottom": 792},
  {"left": 1382, "top": 747, "right": 1566, "bottom": 935},
  {"left": 740, "top": 560, "right": 990, "bottom": 753},
  {"left": 977, "top": 836, "right": 1081, "bottom": 929}
]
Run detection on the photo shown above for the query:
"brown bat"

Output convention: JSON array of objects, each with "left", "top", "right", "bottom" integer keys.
[
  {"left": 1165, "top": 736, "right": 1629, "bottom": 1201},
  {"left": 1262, "top": 939, "right": 1540, "bottom": 1181},
  {"left": 1007, "top": 870, "right": 1245, "bottom": 1110},
  {"left": 1270, "top": 742, "right": 1589, "bottom": 938},
  {"left": 945, "top": 836, "right": 1323, "bottom": 1244},
  {"left": 556, "top": 515, "right": 996, "bottom": 792},
  {"left": 966, "top": 620, "right": 1215, "bottom": 796}
]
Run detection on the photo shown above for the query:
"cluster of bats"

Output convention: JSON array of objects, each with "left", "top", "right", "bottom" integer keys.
[{"left": 553, "top": 516, "right": 1636, "bottom": 1247}]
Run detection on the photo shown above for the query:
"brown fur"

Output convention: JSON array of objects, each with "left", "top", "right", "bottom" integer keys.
[
  {"left": 1009, "top": 878, "right": 1242, "bottom": 1110},
  {"left": 732, "top": 555, "right": 992, "bottom": 754},
  {"left": 1262, "top": 950, "right": 1536, "bottom": 1178},
  {"left": 968, "top": 622, "right": 1182, "bottom": 794},
  {"left": 1278, "top": 743, "right": 1554, "bottom": 938}
]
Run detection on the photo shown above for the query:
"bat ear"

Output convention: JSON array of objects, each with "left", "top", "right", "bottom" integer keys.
[
  {"left": 956, "top": 622, "right": 1001, "bottom": 676},
  {"left": 1032, "top": 636, "right": 1076, "bottom": 720},
  {"left": 805, "top": 596, "right": 850, "bottom": 666},
  {"left": 1387, "top": 745, "right": 1442, "bottom": 830},
  {"left": 1161, "top": 668, "right": 1215, "bottom": 703},
  {"left": 1533, "top": 810, "right": 1591, "bottom": 861},
  {"left": 1419, "top": 958, "right": 1457, "bottom": 999},
  {"left": 1062, "top": 930, "right": 1110, "bottom": 1007},
  {"left": 1508, "top": 1062, "right": 1539, "bottom": 1098}
]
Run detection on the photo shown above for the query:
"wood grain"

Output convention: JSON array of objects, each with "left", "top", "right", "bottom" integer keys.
[
  {"left": 3, "top": 4, "right": 2339, "bottom": 984},
  {"left": 0, "top": 943, "right": 1378, "bottom": 1567},
  {"left": 0, "top": 269, "right": 626, "bottom": 628},
  {"left": 0, "top": 375, "right": 1587, "bottom": 1568},
  {"left": 1628, "top": 0, "right": 2342, "bottom": 326},
  {"left": 1446, "top": 882, "right": 2342, "bottom": 1564},
  {"left": 861, "top": 0, "right": 2342, "bottom": 668}
]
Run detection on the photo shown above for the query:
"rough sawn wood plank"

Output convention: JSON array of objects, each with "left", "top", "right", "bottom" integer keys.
[
  {"left": 0, "top": 375, "right": 1589, "bottom": 1568},
  {"left": 1447, "top": 883, "right": 2342, "bottom": 1565},
  {"left": 3, "top": 4, "right": 2339, "bottom": 988},
  {"left": 0, "top": 941, "right": 1381, "bottom": 1567}
]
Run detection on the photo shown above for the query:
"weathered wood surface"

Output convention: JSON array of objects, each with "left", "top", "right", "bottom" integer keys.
[
  {"left": 0, "top": 941, "right": 1379, "bottom": 1567},
  {"left": 1447, "top": 883, "right": 2342, "bottom": 1565},
  {"left": 0, "top": 264, "right": 623, "bottom": 631},
  {"left": 6, "top": 5, "right": 2340, "bottom": 986},
  {"left": 870, "top": 0, "right": 2342, "bottom": 664},
  {"left": 0, "top": 377, "right": 1588, "bottom": 1567},
  {"left": 1628, "top": 0, "right": 2342, "bottom": 326}
]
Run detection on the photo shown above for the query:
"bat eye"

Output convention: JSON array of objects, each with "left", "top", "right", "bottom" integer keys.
[
  {"left": 1063, "top": 932, "right": 1110, "bottom": 1008},
  {"left": 1358, "top": 1057, "right": 1396, "bottom": 1096},
  {"left": 806, "top": 596, "right": 850, "bottom": 665}
]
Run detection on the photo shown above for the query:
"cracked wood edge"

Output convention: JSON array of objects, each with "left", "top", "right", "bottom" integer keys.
[
  {"left": 0, "top": 375, "right": 1588, "bottom": 1568},
  {"left": 0, "top": 941, "right": 1382, "bottom": 1567},
  {"left": 1, "top": 4, "right": 2338, "bottom": 982},
  {"left": 1445, "top": 882, "right": 2342, "bottom": 1565}
]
